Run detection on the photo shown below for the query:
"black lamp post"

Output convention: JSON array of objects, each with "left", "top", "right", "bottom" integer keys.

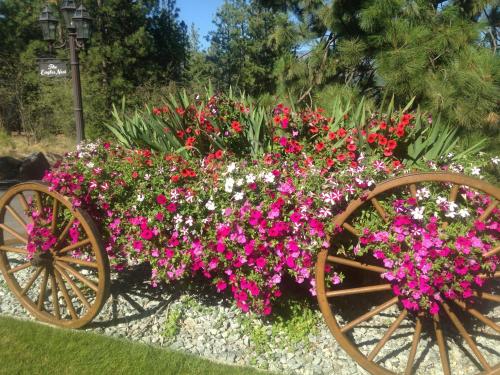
[{"left": 38, "top": 2, "right": 92, "bottom": 143}]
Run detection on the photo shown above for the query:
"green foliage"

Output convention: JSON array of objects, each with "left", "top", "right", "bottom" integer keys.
[
  {"left": 107, "top": 89, "right": 273, "bottom": 159},
  {"left": 405, "top": 112, "right": 488, "bottom": 167},
  {"left": 237, "top": 298, "right": 321, "bottom": 356}
]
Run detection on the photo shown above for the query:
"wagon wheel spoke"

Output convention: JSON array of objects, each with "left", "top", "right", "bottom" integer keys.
[
  {"left": 409, "top": 183, "right": 417, "bottom": 200},
  {"left": 49, "top": 271, "right": 61, "bottom": 319},
  {"left": 342, "top": 222, "right": 360, "bottom": 237},
  {"left": 16, "top": 192, "right": 30, "bottom": 213},
  {"left": 474, "top": 291, "right": 500, "bottom": 303},
  {"left": 326, "top": 283, "right": 391, "bottom": 298},
  {"left": 51, "top": 197, "right": 59, "bottom": 235},
  {"left": 57, "top": 238, "right": 91, "bottom": 256},
  {"left": 404, "top": 317, "right": 423, "bottom": 375},
  {"left": 370, "top": 198, "right": 389, "bottom": 223},
  {"left": 441, "top": 302, "right": 491, "bottom": 371},
  {"left": 5, "top": 204, "right": 28, "bottom": 230},
  {"left": 0, "top": 245, "right": 28, "bottom": 255},
  {"left": 483, "top": 245, "right": 499, "bottom": 258},
  {"left": 452, "top": 300, "right": 500, "bottom": 333},
  {"left": 55, "top": 261, "right": 98, "bottom": 292},
  {"left": 449, "top": 184, "right": 460, "bottom": 203},
  {"left": 327, "top": 255, "right": 386, "bottom": 273},
  {"left": 0, "top": 224, "right": 27, "bottom": 244},
  {"left": 340, "top": 296, "right": 398, "bottom": 333},
  {"left": 55, "top": 217, "right": 76, "bottom": 248},
  {"left": 54, "top": 268, "right": 78, "bottom": 320},
  {"left": 433, "top": 314, "right": 451, "bottom": 375},
  {"left": 33, "top": 191, "right": 44, "bottom": 214},
  {"left": 478, "top": 200, "right": 497, "bottom": 222},
  {"left": 367, "top": 308, "right": 408, "bottom": 361},
  {"left": 37, "top": 268, "right": 49, "bottom": 311},
  {"left": 7, "top": 261, "right": 31, "bottom": 274},
  {"left": 56, "top": 255, "right": 98, "bottom": 269},
  {"left": 21, "top": 266, "right": 43, "bottom": 296},
  {"left": 54, "top": 263, "right": 91, "bottom": 310}
]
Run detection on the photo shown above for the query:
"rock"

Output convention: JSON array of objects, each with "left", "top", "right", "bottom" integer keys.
[
  {"left": 19, "top": 152, "right": 50, "bottom": 181},
  {"left": 0, "top": 156, "right": 21, "bottom": 180}
]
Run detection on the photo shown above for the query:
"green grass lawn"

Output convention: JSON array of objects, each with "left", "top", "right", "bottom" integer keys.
[{"left": 0, "top": 316, "right": 268, "bottom": 375}]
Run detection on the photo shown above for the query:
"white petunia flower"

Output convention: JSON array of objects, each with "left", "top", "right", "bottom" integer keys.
[
  {"left": 458, "top": 208, "right": 470, "bottom": 218},
  {"left": 224, "top": 177, "right": 235, "bottom": 193},
  {"left": 174, "top": 214, "right": 183, "bottom": 224},
  {"left": 471, "top": 167, "right": 481, "bottom": 176},
  {"left": 245, "top": 173, "right": 256, "bottom": 184},
  {"left": 137, "top": 194, "right": 145, "bottom": 202},
  {"left": 264, "top": 172, "right": 275, "bottom": 183},
  {"left": 144, "top": 173, "right": 151, "bottom": 181},
  {"left": 411, "top": 207, "right": 425, "bottom": 220},
  {"left": 205, "top": 200, "right": 216, "bottom": 211},
  {"left": 86, "top": 162, "right": 94, "bottom": 169},
  {"left": 492, "top": 156, "right": 500, "bottom": 165},
  {"left": 236, "top": 178, "right": 244, "bottom": 187},
  {"left": 227, "top": 162, "right": 237, "bottom": 174},
  {"left": 436, "top": 196, "right": 447, "bottom": 205},
  {"left": 416, "top": 187, "right": 430, "bottom": 200},
  {"left": 233, "top": 192, "right": 244, "bottom": 201},
  {"left": 448, "top": 202, "right": 458, "bottom": 212}
]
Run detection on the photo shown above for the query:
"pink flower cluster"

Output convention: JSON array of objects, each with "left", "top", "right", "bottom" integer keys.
[{"left": 360, "top": 194, "right": 499, "bottom": 315}]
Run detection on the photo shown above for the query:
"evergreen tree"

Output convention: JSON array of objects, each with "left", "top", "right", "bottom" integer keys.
[
  {"left": 207, "top": 0, "right": 294, "bottom": 96},
  {"left": 261, "top": 0, "right": 499, "bottom": 129}
]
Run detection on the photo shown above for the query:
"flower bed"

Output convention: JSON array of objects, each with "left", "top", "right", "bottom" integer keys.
[{"left": 35, "top": 99, "right": 499, "bottom": 316}]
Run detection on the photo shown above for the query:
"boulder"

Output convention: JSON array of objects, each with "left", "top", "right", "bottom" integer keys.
[
  {"left": 0, "top": 156, "right": 22, "bottom": 180},
  {"left": 19, "top": 152, "right": 50, "bottom": 181}
]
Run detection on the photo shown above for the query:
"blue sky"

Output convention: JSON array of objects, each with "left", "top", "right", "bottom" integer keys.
[{"left": 178, "top": 0, "right": 224, "bottom": 50}]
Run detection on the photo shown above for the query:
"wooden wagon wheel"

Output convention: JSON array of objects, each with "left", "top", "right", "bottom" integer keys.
[
  {"left": 316, "top": 172, "right": 499, "bottom": 375},
  {"left": 0, "top": 182, "right": 110, "bottom": 328}
]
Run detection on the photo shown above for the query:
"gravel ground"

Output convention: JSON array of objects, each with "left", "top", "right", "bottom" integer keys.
[{"left": 0, "top": 265, "right": 498, "bottom": 375}]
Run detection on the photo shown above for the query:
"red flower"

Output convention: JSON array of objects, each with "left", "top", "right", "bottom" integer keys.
[
  {"left": 392, "top": 160, "right": 402, "bottom": 169},
  {"left": 231, "top": 121, "right": 242, "bottom": 133},
  {"left": 214, "top": 150, "right": 223, "bottom": 159},
  {"left": 152, "top": 107, "right": 161, "bottom": 116},
  {"left": 395, "top": 128, "right": 405, "bottom": 137},
  {"left": 384, "top": 148, "right": 393, "bottom": 157},
  {"left": 185, "top": 137, "right": 196, "bottom": 149},
  {"left": 175, "top": 107, "right": 185, "bottom": 116},
  {"left": 367, "top": 133, "right": 378, "bottom": 143},
  {"left": 131, "top": 171, "right": 139, "bottom": 179},
  {"left": 309, "top": 126, "right": 319, "bottom": 134},
  {"left": 326, "top": 158, "right": 335, "bottom": 167},
  {"left": 379, "top": 121, "right": 387, "bottom": 130},
  {"left": 171, "top": 175, "right": 180, "bottom": 183},
  {"left": 337, "top": 128, "right": 347, "bottom": 137},
  {"left": 378, "top": 136, "right": 388, "bottom": 146},
  {"left": 315, "top": 142, "right": 325, "bottom": 152},
  {"left": 337, "top": 153, "right": 346, "bottom": 161},
  {"left": 328, "top": 131, "right": 336, "bottom": 140},
  {"left": 387, "top": 139, "right": 397, "bottom": 150},
  {"left": 156, "top": 194, "right": 167, "bottom": 205},
  {"left": 347, "top": 143, "right": 357, "bottom": 152},
  {"left": 166, "top": 203, "right": 177, "bottom": 213}
]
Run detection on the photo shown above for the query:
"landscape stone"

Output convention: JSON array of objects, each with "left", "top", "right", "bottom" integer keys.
[{"left": 19, "top": 152, "right": 50, "bottom": 181}]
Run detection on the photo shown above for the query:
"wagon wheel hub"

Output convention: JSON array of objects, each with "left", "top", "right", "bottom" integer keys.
[{"left": 30, "top": 251, "right": 53, "bottom": 268}]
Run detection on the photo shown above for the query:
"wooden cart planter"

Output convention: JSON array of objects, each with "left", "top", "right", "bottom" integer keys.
[{"left": 0, "top": 172, "right": 498, "bottom": 374}]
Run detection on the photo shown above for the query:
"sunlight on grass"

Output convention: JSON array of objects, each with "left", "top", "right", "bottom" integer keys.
[{"left": 0, "top": 316, "right": 268, "bottom": 375}]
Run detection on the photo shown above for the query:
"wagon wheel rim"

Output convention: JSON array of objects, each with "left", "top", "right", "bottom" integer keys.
[
  {"left": 316, "top": 172, "right": 500, "bottom": 375},
  {"left": 0, "top": 182, "right": 110, "bottom": 329}
]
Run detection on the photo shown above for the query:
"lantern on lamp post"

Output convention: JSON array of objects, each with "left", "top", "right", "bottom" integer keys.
[{"left": 38, "top": 2, "right": 92, "bottom": 143}]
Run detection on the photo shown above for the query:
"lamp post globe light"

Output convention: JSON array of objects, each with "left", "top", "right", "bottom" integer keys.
[{"left": 38, "top": 2, "right": 92, "bottom": 143}]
